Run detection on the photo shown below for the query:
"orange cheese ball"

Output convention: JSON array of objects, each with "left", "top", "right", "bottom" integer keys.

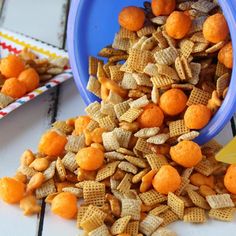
[
  {"left": 159, "top": 89, "right": 187, "bottom": 116},
  {"left": 51, "top": 192, "right": 77, "bottom": 219},
  {"left": 0, "top": 55, "right": 25, "bottom": 78},
  {"left": 166, "top": 11, "right": 192, "bottom": 39},
  {"left": 203, "top": 13, "right": 229, "bottom": 43},
  {"left": 76, "top": 147, "right": 104, "bottom": 171},
  {"left": 218, "top": 42, "right": 233, "bottom": 69},
  {"left": 151, "top": 0, "right": 176, "bottom": 16},
  {"left": 0, "top": 177, "right": 25, "bottom": 204},
  {"left": 38, "top": 131, "right": 67, "bottom": 156},
  {"left": 118, "top": 6, "right": 145, "bottom": 31},
  {"left": 224, "top": 164, "right": 236, "bottom": 194},
  {"left": 170, "top": 140, "right": 202, "bottom": 168},
  {"left": 74, "top": 116, "right": 91, "bottom": 135},
  {"left": 152, "top": 165, "right": 181, "bottom": 195},
  {"left": 137, "top": 103, "right": 164, "bottom": 128},
  {"left": 1, "top": 77, "right": 27, "bottom": 99},
  {"left": 184, "top": 104, "right": 211, "bottom": 130},
  {"left": 18, "top": 68, "right": 40, "bottom": 92}
]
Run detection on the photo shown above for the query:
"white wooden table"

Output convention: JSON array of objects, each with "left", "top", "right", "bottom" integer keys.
[{"left": 0, "top": 1, "right": 235, "bottom": 236}]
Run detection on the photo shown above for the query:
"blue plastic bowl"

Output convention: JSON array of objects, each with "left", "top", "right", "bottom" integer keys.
[{"left": 67, "top": 0, "right": 236, "bottom": 145}]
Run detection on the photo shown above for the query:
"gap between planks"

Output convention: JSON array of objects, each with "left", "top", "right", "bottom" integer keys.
[{"left": 37, "top": 1, "right": 71, "bottom": 236}]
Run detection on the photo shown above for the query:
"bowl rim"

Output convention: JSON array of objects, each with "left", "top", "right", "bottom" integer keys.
[{"left": 67, "top": 0, "right": 236, "bottom": 145}]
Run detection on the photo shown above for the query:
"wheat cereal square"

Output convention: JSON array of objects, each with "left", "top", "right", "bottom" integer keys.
[
  {"left": 36, "top": 179, "right": 56, "bottom": 199},
  {"left": 144, "top": 63, "right": 159, "bottom": 76},
  {"left": 102, "top": 131, "right": 120, "bottom": 151},
  {"left": 96, "top": 161, "right": 120, "bottom": 181},
  {"left": 153, "top": 31, "right": 168, "bottom": 49},
  {"left": 179, "top": 39, "right": 194, "bottom": 58},
  {"left": 169, "top": 120, "right": 190, "bottom": 138},
  {"left": 137, "top": 25, "right": 156, "bottom": 37},
  {"left": 86, "top": 75, "right": 101, "bottom": 98},
  {"left": 134, "top": 138, "right": 152, "bottom": 154},
  {"left": 124, "top": 221, "right": 139, "bottom": 236},
  {"left": 83, "top": 181, "right": 106, "bottom": 206},
  {"left": 127, "top": 48, "right": 154, "bottom": 73},
  {"left": 121, "top": 198, "right": 141, "bottom": 220},
  {"left": 192, "top": 0, "right": 217, "bottom": 13},
  {"left": 89, "top": 56, "right": 102, "bottom": 75},
  {"left": 139, "top": 214, "right": 163, "bottom": 236},
  {"left": 117, "top": 173, "right": 132, "bottom": 193},
  {"left": 206, "top": 194, "right": 234, "bottom": 209},
  {"left": 56, "top": 157, "right": 66, "bottom": 181},
  {"left": 62, "top": 152, "right": 77, "bottom": 172},
  {"left": 113, "top": 127, "right": 132, "bottom": 148},
  {"left": 112, "top": 33, "right": 130, "bottom": 51},
  {"left": 175, "top": 56, "right": 186, "bottom": 81},
  {"left": 151, "top": 75, "right": 174, "bottom": 88},
  {"left": 43, "top": 161, "right": 56, "bottom": 181},
  {"left": 184, "top": 207, "right": 206, "bottom": 223},
  {"left": 209, "top": 208, "right": 235, "bottom": 222},
  {"left": 145, "top": 153, "right": 168, "bottom": 171},
  {"left": 118, "top": 27, "right": 137, "bottom": 39},
  {"left": 154, "top": 47, "right": 179, "bottom": 65},
  {"left": 129, "top": 95, "right": 149, "bottom": 109},
  {"left": 167, "top": 192, "right": 185, "bottom": 219},
  {"left": 159, "top": 210, "right": 179, "bottom": 226},
  {"left": 52, "top": 121, "right": 73, "bottom": 134},
  {"left": 111, "top": 215, "right": 131, "bottom": 235},
  {"left": 139, "top": 190, "right": 167, "bottom": 206},
  {"left": 216, "top": 62, "right": 230, "bottom": 78},
  {"left": 98, "top": 115, "right": 117, "bottom": 131},
  {"left": 77, "top": 206, "right": 89, "bottom": 228},
  {"left": 189, "top": 16, "right": 207, "bottom": 34},
  {"left": 65, "top": 134, "right": 85, "bottom": 153},
  {"left": 119, "top": 108, "right": 143, "bottom": 123},
  {"left": 80, "top": 212, "right": 104, "bottom": 232},
  {"left": 187, "top": 190, "right": 210, "bottom": 209},
  {"left": 150, "top": 205, "right": 169, "bottom": 216},
  {"left": 156, "top": 64, "right": 179, "bottom": 82},
  {"left": 216, "top": 73, "right": 230, "bottom": 97},
  {"left": 18, "top": 165, "right": 37, "bottom": 179},
  {"left": 88, "top": 224, "right": 110, "bottom": 236},
  {"left": 187, "top": 87, "right": 211, "bottom": 106}
]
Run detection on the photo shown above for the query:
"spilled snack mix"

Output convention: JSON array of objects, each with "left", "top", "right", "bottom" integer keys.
[
  {"left": 0, "top": 48, "right": 69, "bottom": 108},
  {"left": 0, "top": 0, "right": 235, "bottom": 235}
]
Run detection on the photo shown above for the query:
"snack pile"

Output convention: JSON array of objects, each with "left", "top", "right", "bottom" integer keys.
[
  {"left": 0, "top": 48, "right": 68, "bottom": 109},
  {"left": 0, "top": 0, "right": 235, "bottom": 236}
]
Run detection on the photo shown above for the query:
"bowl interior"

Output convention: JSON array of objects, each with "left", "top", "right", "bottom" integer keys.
[{"left": 67, "top": 0, "right": 236, "bottom": 145}]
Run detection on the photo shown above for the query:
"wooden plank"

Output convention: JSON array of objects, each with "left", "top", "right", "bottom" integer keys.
[
  {"left": 1, "top": 0, "right": 68, "bottom": 47},
  {"left": 56, "top": 80, "right": 87, "bottom": 120},
  {"left": 0, "top": 1, "right": 69, "bottom": 235},
  {"left": 0, "top": 91, "right": 53, "bottom": 236},
  {"left": 41, "top": 0, "right": 85, "bottom": 232}
]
